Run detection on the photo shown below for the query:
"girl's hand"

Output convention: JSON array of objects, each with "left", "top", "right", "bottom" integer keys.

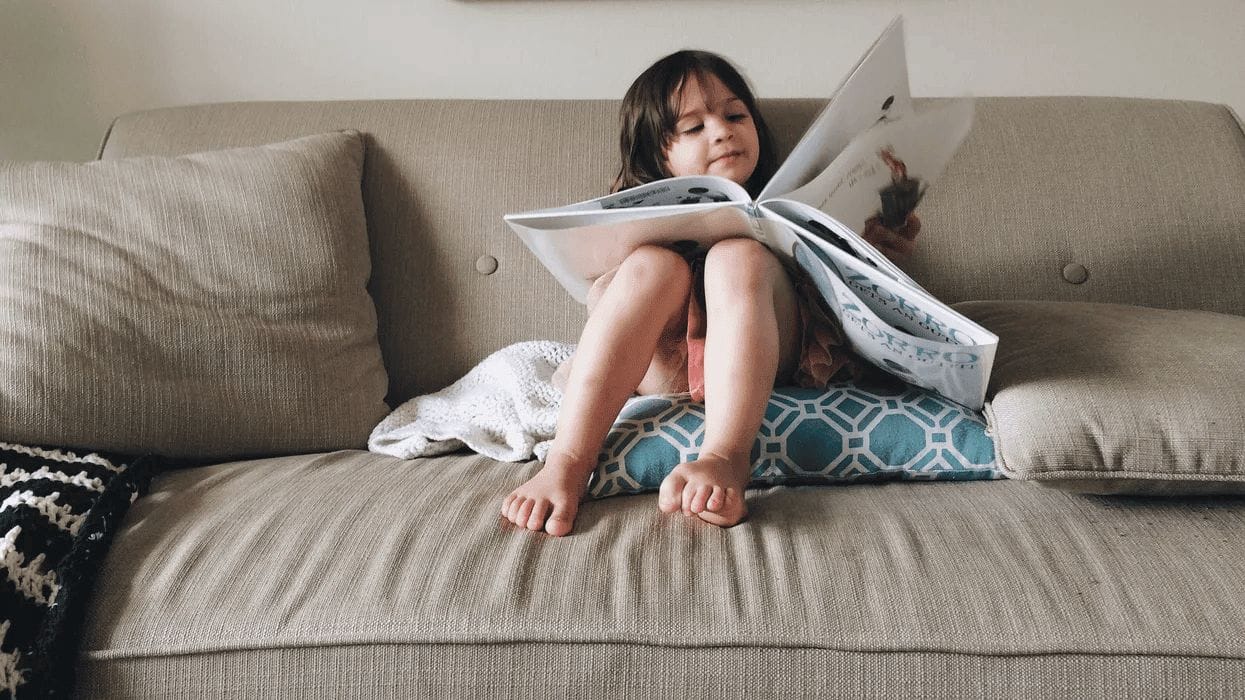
[{"left": 862, "top": 213, "right": 921, "bottom": 263}]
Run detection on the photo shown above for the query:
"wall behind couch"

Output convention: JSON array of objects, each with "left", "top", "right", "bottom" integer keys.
[{"left": 3, "top": 0, "right": 1242, "bottom": 161}]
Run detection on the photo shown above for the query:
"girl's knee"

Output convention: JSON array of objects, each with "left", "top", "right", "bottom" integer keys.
[
  {"left": 704, "top": 238, "right": 782, "bottom": 292},
  {"left": 588, "top": 245, "right": 691, "bottom": 313},
  {"left": 617, "top": 244, "right": 692, "bottom": 294}
]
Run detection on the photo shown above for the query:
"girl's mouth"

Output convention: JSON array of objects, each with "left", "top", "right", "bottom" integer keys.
[{"left": 712, "top": 151, "right": 743, "bottom": 165}]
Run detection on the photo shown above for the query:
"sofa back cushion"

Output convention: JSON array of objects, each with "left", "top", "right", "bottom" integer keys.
[{"left": 97, "top": 97, "right": 1245, "bottom": 404}]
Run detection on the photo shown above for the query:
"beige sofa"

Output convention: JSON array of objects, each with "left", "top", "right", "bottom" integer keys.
[{"left": 24, "top": 96, "right": 1245, "bottom": 696}]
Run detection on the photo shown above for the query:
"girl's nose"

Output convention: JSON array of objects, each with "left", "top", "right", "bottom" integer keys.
[{"left": 709, "top": 117, "right": 732, "bottom": 142}]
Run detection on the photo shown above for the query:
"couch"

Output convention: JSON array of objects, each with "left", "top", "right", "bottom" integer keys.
[{"left": 4, "top": 96, "right": 1245, "bottom": 697}]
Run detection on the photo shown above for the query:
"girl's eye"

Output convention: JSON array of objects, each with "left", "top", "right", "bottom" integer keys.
[
  {"left": 728, "top": 113, "right": 748, "bottom": 122},
  {"left": 682, "top": 124, "right": 704, "bottom": 135}
]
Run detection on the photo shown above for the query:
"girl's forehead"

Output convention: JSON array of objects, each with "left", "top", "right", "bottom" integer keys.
[{"left": 674, "top": 72, "right": 741, "bottom": 113}]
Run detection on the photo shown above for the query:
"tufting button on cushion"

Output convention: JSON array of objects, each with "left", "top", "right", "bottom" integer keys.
[
  {"left": 1062, "top": 263, "right": 1088, "bottom": 284},
  {"left": 475, "top": 255, "right": 499, "bottom": 275}
]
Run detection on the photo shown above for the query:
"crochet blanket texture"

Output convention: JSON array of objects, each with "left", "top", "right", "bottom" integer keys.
[
  {"left": 369, "top": 340, "right": 574, "bottom": 462},
  {"left": 1, "top": 442, "right": 159, "bottom": 699}
]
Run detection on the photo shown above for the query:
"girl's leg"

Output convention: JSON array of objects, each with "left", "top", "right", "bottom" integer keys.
[
  {"left": 658, "top": 238, "right": 800, "bottom": 527},
  {"left": 502, "top": 245, "right": 692, "bottom": 536}
]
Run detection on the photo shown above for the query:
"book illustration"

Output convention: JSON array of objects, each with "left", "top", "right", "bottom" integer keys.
[
  {"left": 854, "top": 146, "right": 925, "bottom": 256},
  {"left": 758, "top": 16, "right": 914, "bottom": 202},
  {"left": 789, "top": 231, "right": 991, "bottom": 405},
  {"left": 882, "top": 358, "right": 914, "bottom": 376},
  {"left": 874, "top": 147, "right": 923, "bottom": 229},
  {"left": 801, "top": 217, "right": 878, "bottom": 268},
  {"left": 677, "top": 188, "right": 734, "bottom": 205},
  {"left": 603, "top": 185, "right": 736, "bottom": 210}
]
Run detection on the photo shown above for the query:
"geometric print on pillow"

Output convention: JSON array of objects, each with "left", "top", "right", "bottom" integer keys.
[{"left": 589, "top": 381, "right": 1002, "bottom": 499}]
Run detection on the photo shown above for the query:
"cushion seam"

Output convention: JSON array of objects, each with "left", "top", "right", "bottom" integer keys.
[
  {"left": 79, "top": 639, "right": 1245, "bottom": 664},
  {"left": 982, "top": 402, "right": 1020, "bottom": 479},
  {"left": 95, "top": 116, "right": 119, "bottom": 160},
  {"left": 1022, "top": 469, "right": 1245, "bottom": 482},
  {"left": 1224, "top": 103, "right": 1245, "bottom": 143}
]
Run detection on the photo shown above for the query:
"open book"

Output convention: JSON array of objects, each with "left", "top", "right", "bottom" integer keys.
[{"left": 505, "top": 17, "right": 997, "bottom": 410}]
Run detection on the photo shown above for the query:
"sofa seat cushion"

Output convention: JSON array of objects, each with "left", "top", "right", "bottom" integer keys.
[
  {"left": 959, "top": 300, "right": 1245, "bottom": 494},
  {"left": 80, "top": 451, "right": 1245, "bottom": 694}
]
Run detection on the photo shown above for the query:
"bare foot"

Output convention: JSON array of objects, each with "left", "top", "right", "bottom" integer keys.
[
  {"left": 501, "top": 456, "right": 592, "bottom": 537},
  {"left": 657, "top": 451, "right": 751, "bottom": 527}
]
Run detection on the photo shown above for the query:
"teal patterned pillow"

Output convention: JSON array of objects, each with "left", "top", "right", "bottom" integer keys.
[{"left": 590, "top": 382, "right": 1001, "bottom": 498}]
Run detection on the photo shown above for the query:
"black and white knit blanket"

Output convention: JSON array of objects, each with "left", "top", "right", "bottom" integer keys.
[{"left": 1, "top": 442, "right": 160, "bottom": 699}]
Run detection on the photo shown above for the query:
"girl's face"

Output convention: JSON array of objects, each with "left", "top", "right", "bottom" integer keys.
[{"left": 663, "top": 72, "right": 760, "bottom": 186}]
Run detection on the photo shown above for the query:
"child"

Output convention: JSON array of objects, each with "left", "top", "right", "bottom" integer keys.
[{"left": 501, "top": 50, "right": 915, "bottom": 536}]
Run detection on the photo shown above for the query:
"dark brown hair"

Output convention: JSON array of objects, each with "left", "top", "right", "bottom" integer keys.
[{"left": 612, "top": 50, "right": 777, "bottom": 198}]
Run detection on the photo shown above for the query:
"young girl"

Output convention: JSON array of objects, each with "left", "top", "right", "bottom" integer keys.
[{"left": 500, "top": 50, "right": 918, "bottom": 537}]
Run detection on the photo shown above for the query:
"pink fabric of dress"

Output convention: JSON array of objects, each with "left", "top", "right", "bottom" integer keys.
[
  {"left": 685, "top": 293, "right": 707, "bottom": 401},
  {"left": 789, "top": 278, "right": 860, "bottom": 388}
]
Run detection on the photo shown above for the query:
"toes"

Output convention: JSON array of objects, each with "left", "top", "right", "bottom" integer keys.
[
  {"left": 658, "top": 472, "right": 687, "bottom": 514},
  {"left": 505, "top": 496, "right": 525, "bottom": 525},
  {"left": 696, "top": 507, "right": 748, "bottom": 528},
  {"left": 688, "top": 484, "right": 710, "bottom": 514},
  {"left": 545, "top": 502, "right": 577, "bottom": 537},
  {"left": 706, "top": 486, "right": 724, "bottom": 512},
  {"left": 515, "top": 499, "right": 535, "bottom": 527},
  {"left": 526, "top": 500, "right": 550, "bottom": 531},
  {"left": 681, "top": 483, "right": 699, "bottom": 516},
  {"left": 502, "top": 494, "right": 577, "bottom": 536},
  {"left": 695, "top": 492, "right": 748, "bottom": 528}
]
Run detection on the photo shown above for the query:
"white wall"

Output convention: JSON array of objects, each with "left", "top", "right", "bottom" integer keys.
[{"left": 3, "top": 0, "right": 1243, "bottom": 161}]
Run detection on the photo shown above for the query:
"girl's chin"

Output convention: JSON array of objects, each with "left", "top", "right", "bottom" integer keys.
[{"left": 709, "top": 160, "right": 756, "bottom": 186}]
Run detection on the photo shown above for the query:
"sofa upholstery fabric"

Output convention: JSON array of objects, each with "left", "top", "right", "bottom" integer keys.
[
  {"left": 79, "top": 451, "right": 1245, "bottom": 695},
  {"left": 73, "top": 96, "right": 1245, "bottom": 696},
  {"left": 97, "top": 97, "right": 1245, "bottom": 405},
  {"left": 76, "top": 645, "right": 1245, "bottom": 699},
  {"left": 0, "top": 132, "right": 388, "bottom": 459},
  {"left": 963, "top": 300, "right": 1245, "bottom": 495}
]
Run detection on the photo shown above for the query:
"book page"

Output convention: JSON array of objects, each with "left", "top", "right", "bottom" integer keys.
[
  {"left": 780, "top": 99, "right": 975, "bottom": 237},
  {"left": 759, "top": 16, "right": 913, "bottom": 202},
  {"left": 757, "top": 198, "right": 921, "bottom": 291},
  {"left": 512, "top": 175, "right": 750, "bottom": 217},
  {"left": 768, "top": 220, "right": 997, "bottom": 409},
  {"left": 800, "top": 229, "right": 994, "bottom": 348},
  {"left": 507, "top": 202, "right": 759, "bottom": 304}
]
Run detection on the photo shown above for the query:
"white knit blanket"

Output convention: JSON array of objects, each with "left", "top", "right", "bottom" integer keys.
[{"left": 368, "top": 341, "right": 575, "bottom": 462}]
